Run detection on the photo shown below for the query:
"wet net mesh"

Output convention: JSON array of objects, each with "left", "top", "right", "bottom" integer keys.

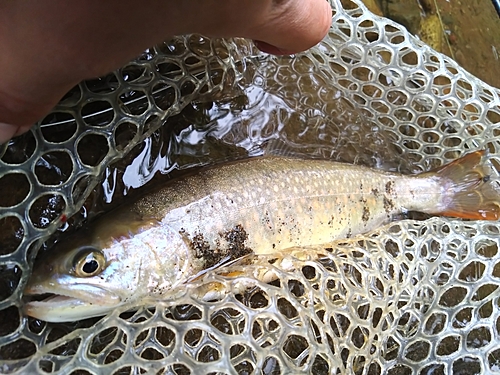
[{"left": 2, "top": 0, "right": 500, "bottom": 374}]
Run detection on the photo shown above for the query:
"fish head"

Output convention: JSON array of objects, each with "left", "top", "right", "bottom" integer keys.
[{"left": 23, "top": 216, "right": 195, "bottom": 323}]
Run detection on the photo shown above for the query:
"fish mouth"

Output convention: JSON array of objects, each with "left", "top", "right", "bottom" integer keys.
[
  {"left": 23, "top": 284, "right": 122, "bottom": 323},
  {"left": 25, "top": 292, "right": 99, "bottom": 308}
]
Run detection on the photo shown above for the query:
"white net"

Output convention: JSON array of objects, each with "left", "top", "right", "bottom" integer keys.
[{"left": 1, "top": 0, "right": 500, "bottom": 374}]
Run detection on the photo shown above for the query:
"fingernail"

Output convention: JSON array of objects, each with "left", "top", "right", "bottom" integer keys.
[
  {"left": 0, "top": 122, "right": 19, "bottom": 144},
  {"left": 253, "top": 40, "right": 297, "bottom": 55}
]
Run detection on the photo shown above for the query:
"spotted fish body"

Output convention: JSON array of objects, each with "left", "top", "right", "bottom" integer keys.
[
  {"left": 24, "top": 152, "right": 500, "bottom": 322},
  {"left": 137, "top": 157, "right": 439, "bottom": 252}
]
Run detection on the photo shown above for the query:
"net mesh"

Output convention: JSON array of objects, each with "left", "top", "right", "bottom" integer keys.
[{"left": 1, "top": 0, "right": 500, "bottom": 374}]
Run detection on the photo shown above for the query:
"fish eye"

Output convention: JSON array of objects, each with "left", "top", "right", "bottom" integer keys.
[{"left": 73, "top": 248, "right": 106, "bottom": 277}]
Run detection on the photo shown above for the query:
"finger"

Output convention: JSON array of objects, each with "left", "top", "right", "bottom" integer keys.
[
  {"left": 252, "top": 41, "right": 298, "bottom": 55},
  {"left": 178, "top": 0, "right": 332, "bottom": 55},
  {"left": 250, "top": 0, "right": 332, "bottom": 54},
  {"left": 0, "top": 123, "right": 21, "bottom": 144}
]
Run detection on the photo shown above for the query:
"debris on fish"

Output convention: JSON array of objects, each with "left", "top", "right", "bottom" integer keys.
[{"left": 24, "top": 151, "right": 500, "bottom": 322}]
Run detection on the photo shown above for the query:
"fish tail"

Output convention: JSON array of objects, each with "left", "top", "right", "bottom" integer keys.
[{"left": 429, "top": 150, "right": 500, "bottom": 220}]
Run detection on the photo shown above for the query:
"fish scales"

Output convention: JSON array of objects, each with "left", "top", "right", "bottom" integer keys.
[
  {"left": 23, "top": 152, "right": 500, "bottom": 322},
  {"left": 133, "top": 157, "right": 420, "bottom": 254}
]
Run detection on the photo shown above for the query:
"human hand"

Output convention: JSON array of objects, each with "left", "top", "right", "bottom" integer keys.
[{"left": 0, "top": 0, "right": 331, "bottom": 143}]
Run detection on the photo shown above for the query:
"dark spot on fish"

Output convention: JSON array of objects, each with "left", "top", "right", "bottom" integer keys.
[
  {"left": 346, "top": 228, "right": 352, "bottom": 238},
  {"left": 385, "top": 181, "right": 394, "bottom": 194},
  {"left": 222, "top": 224, "right": 252, "bottom": 258},
  {"left": 190, "top": 233, "right": 211, "bottom": 260},
  {"left": 360, "top": 183, "right": 363, "bottom": 190},
  {"left": 362, "top": 205, "right": 370, "bottom": 223},
  {"left": 371, "top": 188, "right": 379, "bottom": 198},
  {"left": 383, "top": 196, "right": 394, "bottom": 213},
  {"left": 272, "top": 243, "right": 276, "bottom": 249},
  {"left": 187, "top": 225, "right": 254, "bottom": 270}
]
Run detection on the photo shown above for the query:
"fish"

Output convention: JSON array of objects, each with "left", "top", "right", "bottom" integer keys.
[{"left": 23, "top": 151, "right": 500, "bottom": 322}]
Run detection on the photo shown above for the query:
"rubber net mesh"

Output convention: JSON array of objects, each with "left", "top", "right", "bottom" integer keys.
[{"left": 1, "top": 0, "right": 500, "bottom": 374}]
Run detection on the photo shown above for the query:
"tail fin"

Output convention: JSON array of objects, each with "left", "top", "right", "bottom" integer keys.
[{"left": 427, "top": 150, "right": 500, "bottom": 220}]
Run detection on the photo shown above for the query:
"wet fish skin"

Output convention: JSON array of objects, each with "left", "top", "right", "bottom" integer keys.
[
  {"left": 23, "top": 152, "right": 499, "bottom": 322},
  {"left": 24, "top": 221, "right": 200, "bottom": 322},
  {"left": 132, "top": 152, "right": 498, "bottom": 250}
]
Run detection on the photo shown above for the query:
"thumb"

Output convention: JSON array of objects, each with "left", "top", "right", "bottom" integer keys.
[
  {"left": 250, "top": 0, "right": 332, "bottom": 54},
  {"left": 187, "top": 0, "right": 332, "bottom": 55},
  {"left": 0, "top": 123, "right": 33, "bottom": 144}
]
